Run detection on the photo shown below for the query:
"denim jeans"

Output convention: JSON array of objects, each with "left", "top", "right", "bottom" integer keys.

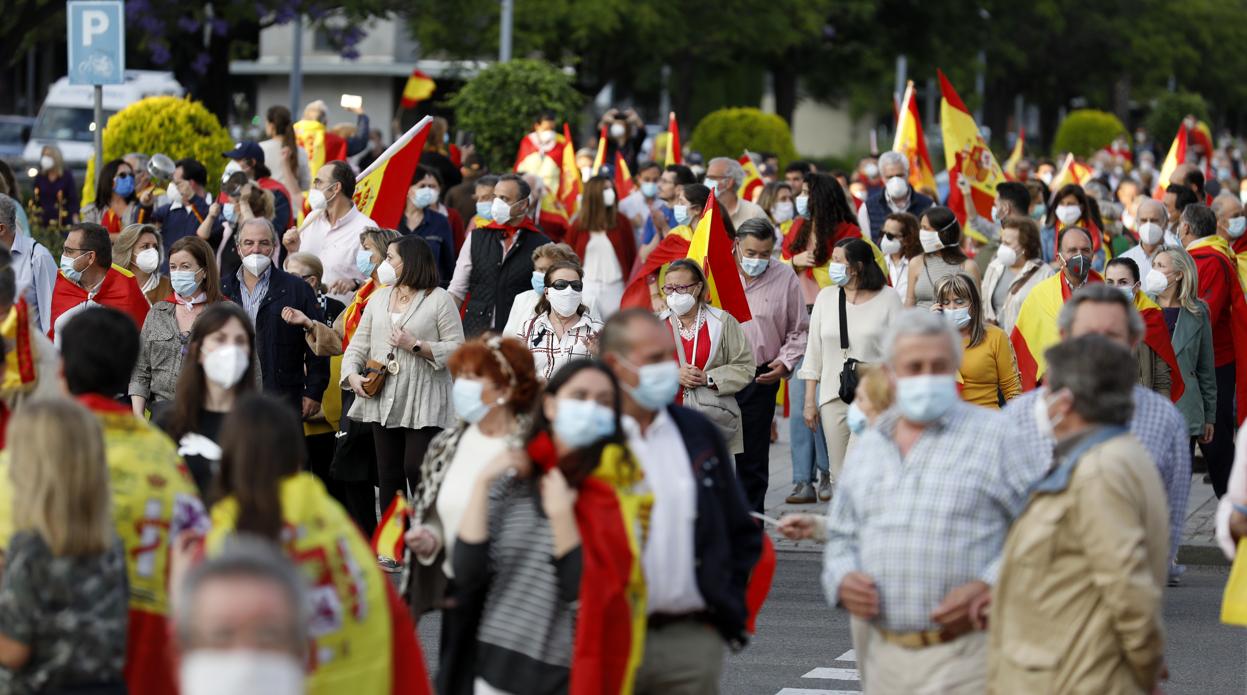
[{"left": 788, "top": 357, "right": 829, "bottom": 484}]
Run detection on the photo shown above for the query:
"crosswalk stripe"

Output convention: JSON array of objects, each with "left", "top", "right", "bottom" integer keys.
[
  {"left": 802, "top": 667, "right": 861, "bottom": 681},
  {"left": 775, "top": 689, "right": 861, "bottom": 695},
  {"left": 835, "top": 649, "right": 856, "bottom": 662}
]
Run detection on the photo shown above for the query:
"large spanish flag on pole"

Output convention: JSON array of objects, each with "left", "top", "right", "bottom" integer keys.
[
  {"left": 738, "top": 152, "right": 765, "bottom": 202},
  {"left": 1010, "top": 271, "right": 1103, "bottom": 389},
  {"left": 352, "top": 116, "right": 433, "bottom": 229},
  {"left": 558, "top": 122, "right": 583, "bottom": 218},
  {"left": 688, "top": 189, "right": 752, "bottom": 322},
  {"left": 939, "top": 69, "right": 1004, "bottom": 228},
  {"left": 665, "top": 111, "right": 682, "bottom": 165},
  {"left": 892, "top": 80, "right": 937, "bottom": 196},
  {"left": 1155, "top": 122, "right": 1188, "bottom": 199},
  {"left": 1188, "top": 235, "right": 1247, "bottom": 425}
]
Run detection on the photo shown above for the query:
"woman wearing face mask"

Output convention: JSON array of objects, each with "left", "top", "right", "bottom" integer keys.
[
  {"left": 798, "top": 238, "right": 901, "bottom": 501},
  {"left": 566, "top": 176, "right": 636, "bottom": 317},
  {"left": 1043, "top": 184, "right": 1105, "bottom": 267},
  {"left": 32, "top": 145, "right": 78, "bottom": 226},
  {"left": 157, "top": 302, "right": 258, "bottom": 495},
  {"left": 200, "top": 393, "right": 429, "bottom": 695},
  {"left": 631, "top": 183, "right": 734, "bottom": 313},
  {"left": 342, "top": 236, "right": 465, "bottom": 535},
  {"left": 131, "top": 237, "right": 227, "bottom": 419},
  {"left": 757, "top": 181, "right": 796, "bottom": 240},
  {"left": 80, "top": 159, "right": 139, "bottom": 235},
  {"left": 1103, "top": 256, "right": 1174, "bottom": 401},
  {"left": 782, "top": 173, "right": 864, "bottom": 309},
  {"left": 114, "top": 223, "right": 172, "bottom": 304},
  {"left": 906, "top": 206, "right": 980, "bottom": 310},
  {"left": 980, "top": 216, "right": 1054, "bottom": 334},
  {"left": 503, "top": 243, "right": 600, "bottom": 337},
  {"left": 932, "top": 273, "right": 1020, "bottom": 409},
  {"left": 518, "top": 261, "right": 603, "bottom": 380},
  {"left": 399, "top": 166, "right": 456, "bottom": 289},
  {"left": 1151, "top": 246, "right": 1217, "bottom": 453},
  {"left": 659, "top": 258, "right": 754, "bottom": 454},
  {"left": 879, "top": 211, "right": 921, "bottom": 299}
]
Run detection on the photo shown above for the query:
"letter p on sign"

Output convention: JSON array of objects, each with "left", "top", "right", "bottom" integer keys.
[
  {"left": 67, "top": 1, "right": 125, "bottom": 85},
  {"left": 82, "top": 10, "right": 109, "bottom": 46}
]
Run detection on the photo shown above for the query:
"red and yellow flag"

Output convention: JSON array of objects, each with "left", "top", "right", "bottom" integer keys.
[
  {"left": 614, "top": 151, "right": 634, "bottom": 200},
  {"left": 1188, "top": 236, "right": 1247, "bottom": 425},
  {"left": 1010, "top": 272, "right": 1103, "bottom": 389},
  {"left": 400, "top": 69, "right": 436, "bottom": 109},
  {"left": 1135, "top": 291, "right": 1185, "bottom": 403},
  {"left": 939, "top": 69, "right": 1004, "bottom": 228},
  {"left": 892, "top": 80, "right": 937, "bottom": 195},
  {"left": 1155, "top": 122, "right": 1188, "bottom": 199},
  {"left": 372, "top": 493, "right": 408, "bottom": 561},
  {"left": 352, "top": 116, "right": 433, "bottom": 229},
  {"left": 688, "top": 189, "right": 752, "bottom": 323},
  {"left": 1004, "top": 128, "right": 1025, "bottom": 180},
  {"left": 558, "top": 122, "right": 583, "bottom": 218},
  {"left": 665, "top": 111, "right": 682, "bottom": 165},
  {"left": 1049, "top": 153, "right": 1094, "bottom": 191},
  {"left": 738, "top": 152, "right": 764, "bottom": 202},
  {"left": 591, "top": 126, "right": 608, "bottom": 176}
]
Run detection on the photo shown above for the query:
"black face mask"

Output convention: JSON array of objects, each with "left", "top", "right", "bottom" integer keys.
[{"left": 1063, "top": 253, "right": 1091, "bottom": 283}]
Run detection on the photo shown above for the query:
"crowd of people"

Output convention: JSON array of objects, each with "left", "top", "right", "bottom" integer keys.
[{"left": 0, "top": 100, "right": 1242, "bottom": 695}]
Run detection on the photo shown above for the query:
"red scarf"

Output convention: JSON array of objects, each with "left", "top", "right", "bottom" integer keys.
[{"left": 341, "top": 278, "right": 379, "bottom": 351}]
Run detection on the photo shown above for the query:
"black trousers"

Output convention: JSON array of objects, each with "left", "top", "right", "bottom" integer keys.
[
  {"left": 372, "top": 424, "right": 440, "bottom": 511},
  {"left": 1201, "top": 362, "right": 1237, "bottom": 497},
  {"left": 305, "top": 431, "right": 378, "bottom": 538},
  {"left": 734, "top": 366, "right": 781, "bottom": 513}
]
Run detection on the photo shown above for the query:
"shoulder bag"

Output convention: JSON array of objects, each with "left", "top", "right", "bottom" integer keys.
[
  {"left": 837, "top": 288, "right": 861, "bottom": 403},
  {"left": 359, "top": 289, "right": 431, "bottom": 397},
  {"left": 672, "top": 311, "right": 741, "bottom": 443}
]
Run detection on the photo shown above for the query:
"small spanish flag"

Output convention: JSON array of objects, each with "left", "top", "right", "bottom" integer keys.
[
  {"left": 591, "top": 126, "right": 608, "bottom": 176},
  {"left": 558, "top": 122, "right": 583, "bottom": 217},
  {"left": 372, "top": 493, "right": 409, "bottom": 562},
  {"left": 614, "top": 151, "right": 634, "bottom": 199},
  {"left": 665, "top": 111, "right": 682, "bottom": 165},
  {"left": 738, "top": 152, "right": 764, "bottom": 202},
  {"left": 400, "top": 69, "right": 436, "bottom": 109}
]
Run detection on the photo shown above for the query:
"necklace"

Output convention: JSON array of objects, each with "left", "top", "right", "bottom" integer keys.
[{"left": 676, "top": 310, "right": 704, "bottom": 341}]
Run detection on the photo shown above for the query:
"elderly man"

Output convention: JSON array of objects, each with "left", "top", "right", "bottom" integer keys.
[
  {"left": 1004, "top": 284, "right": 1190, "bottom": 584},
  {"left": 282, "top": 160, "right": 377, "bottom": 304},
  {"left": 705, "top": 157, "right": 768, "bottom": 229},
  {"left": 49, "top": 222, "right": 149, "bottom": 341},
  {"left": 225, "top": 218, "right": 328, "bottom": 417},
  {"left": 987, "top": 335, "right": 1168, "bottom": 694},
  {"left": 173, "top": 536, "right": 310, "bottom": 695},
  {"left": 0, "top": 194, "right": 55, "bottom": 334},
  {"left": 857, "top": 151, "right": 934, "bottom": 243},
  {"left": 788, "top": 310, "right": 1031, "bottom": 693},
  {"left": 1120, "top": 197, "right": 1169, "bottom": 278},
  {"left": 1212, "top": 191, "right": 1247, "bottom": 252}
]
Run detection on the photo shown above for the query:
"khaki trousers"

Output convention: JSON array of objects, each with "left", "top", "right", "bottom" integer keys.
[
  {"left": 633, "top": 620, "right": 725, "bottom": 695},
  {"left": 852, "top": 621, "right": 988, "bottom": 695}
]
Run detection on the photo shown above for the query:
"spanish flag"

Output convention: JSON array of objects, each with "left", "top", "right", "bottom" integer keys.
[
  {"left": 558, "top": 122, "right": 583, "bottom": 218},
  {"left": 620, "top": 224, "right": 696, "bottom": 311},
  {"left": 665, "top": 111, "right": 682, "bottom": 165},
  {"left": 738, "top": 152, "right": 764, "bottom": 203},
  {"left": 515, "top": 126, "right": 566, "bottom": 195},
  {"left": 1135, "top": 291, "right": 1185, "bottom": 403},
  {"left": 1154, "top": 122, "right": 1187, "bottom": 199},
  {"left": 400, "top": 69, "right": 436, "bottom": 109},
  {"left": 294, "top": 119, "right": 348, "bottom": 182},
  {"left": 939, "top": 70, "right": 1004, "bottom": 229},
  {"left": 1188, "top": 235, "right": 1247, "bottom": 425},
  {"left": 614, "top": 151, "right": 634, "bottom": 200},
  {"left": 1010, "top": 271, "right": 1103, "bottom": 389},
  {"left": 49, "top": 264, "right": 150, "bottom": 340},
  {"left": 1003, "top": 128, "right": 1025, "bottom": 180},
  {"left": 372, "top": 493, "right": 408, "bottom": 562},
  {"left": 892, "top": 80, "right": 937, "bottom": 196},
  {"left": 1049, "top": 152, "right": 1094, "bottom": 191},
  {"left": 591, "top": 126, "right": 608, "bottom": 176},
  {"left": 0, "top": 300, "right": 36, "bottom": 400},
  {"left": 351, "top": 116, "right": 433, "bottom": 229}
]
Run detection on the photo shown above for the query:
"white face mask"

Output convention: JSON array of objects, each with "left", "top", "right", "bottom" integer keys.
[
  {"left": 537, "top": 128, "right": 557, "bottom": 145},
  {"left": 40, "top": 155, "right": 55, "bottom": 172},
  {"left": 547, "top": 287, "right": 582, "bottom": 317},
  {"left": 609, "top": 123, "right": 626, "bottom": 139},
  {"left": 601, "top": 188, "right": 616, "bottom": 208},
  {"left": 771, "top": 200, "right": 794, "bottom": 224},
  {"left": 1137, "top": 221, "right": 1164, "bottom": 246},
  {"left": 995, "top": 244, "right": 1017, "bottom": 267},
  {"left": 884, "top": 175, "right": 909, "bottom": 201},
  {"left": 202, "top": 345, "right": 250, "bottom": 389},
  {"left": 1055, "top": 204, "right": 1082, "bottom": 225},
  {"left": 1032, "top": 388, "right": 1064, "bottom": 440},
  {"left": 241, "top": 253, "right": 271, "bottom": 277},
  {"left": 919, "top": 229, "right": 945, "bottom": 254},
  {"left": 490, "top": 197, "right": 515, "bottom": 224},
  {"left": 666, "top": 291, "right": 697, "bottom": 315},
  {"left": 166, "top": 182, "right": 184, "bottom": 206},
  {"left": 134, "top": 247, "right": 160, "bottom": 273},
  {"left": 879, "top": 236, "right": 902, "bottom": 256},
  {"left": 180, "top": 650, "right": 304, "bottom": 695},
  {"left": 376, "top": 260, "right": 399, "bottom": 286},
  {"left": 307, "top": 187, "right": 328, "bottom": 211},
  {"left": 1144, "top": 268, "right": 1169, "bottom": 295}
]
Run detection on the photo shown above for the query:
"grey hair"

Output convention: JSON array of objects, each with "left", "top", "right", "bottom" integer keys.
[
  {"left": 1045, "top": 334, "right": 1135, "bottom": 426},
  {"left": 709, "top": 157, "right": 745, "bottom": 188},
  {"left": 305, "top": 99, "right": 329, "bottom": 123},
  {"left": 1057, "top": 284, "right": 1144, "bottom": 344},
  {"left": 878, "top": 151, "right": 910, "bottom": 175},
  {"left": 0, "top": 193, "right": 15, "bottom": 234},
  {"left": 237, "top": 216, "right": 277, "bottom": 244},
  {"left": 1180, "top": 203, "right": 1217, "bottom": 239},
  {"left": 1136, "top": 197, "right": 1168, "bottom": 225},
  {"left": 174, "top": 534, "right": 310, "bottom": 658},
  {"left": 882, "top": 308, "right": 963, "bottom": 367}
]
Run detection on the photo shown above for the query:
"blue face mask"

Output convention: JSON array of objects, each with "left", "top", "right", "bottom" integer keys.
[
  {"left": 356, "top": 249, "right": 377, "bottom": 277},
  {"left": 60, "top": 253, "right": 86, "bottom": 284},
  {"left": 945, "top": 306, "right": 972, "bottom": 328},
  {"left": 624, "top": 360, "right": 681, "bottom": 411},
  {"left": 170, "top": 269, "right": 201, "bottom": 297},
  {"left": 846, "top": 401, "right": 868, "bottom": 435},
  {"left": 640, "top": 181, "right": 658, "bottom": 199},
  {"left": 1030, "top": 203, "right": 1046, "bottom": 222},
  {"left": 795, "top": 194, "right": 810, "bottom": 217},
  {"left": 826, "top": 262, "right": 850, "bottom": 286},
  {"left": 222, "top": 203, "right": 236, "bottom": 223},
  {"left": 413, "top": 187, "right": 439, "bottom": 209},
  {"left": 113, "top": 174, "right": 135, "bottom": 197},
  {"left": 552, "top": 398, "right": 616, "bottom": 448},
  {"left": 673, "top": 204, "right": 691, "bottom": 226},
  {"left": 476, "top": 201, "right": 493, "bottom": 221},
  {"left": 452, "top": 378, "right": 494, "bottom": 424},
  {"left": 896, "top": 374, "right": 958, "bottom": 423},
  {"left": 1229, "top": 216, "right": 1247, "bottom": 239},
  {"left": 531, "top": 270, "right": 545, "bottom": 294},
  {"left": 740, "top": 257, "right": 768, "bottom": 277}
]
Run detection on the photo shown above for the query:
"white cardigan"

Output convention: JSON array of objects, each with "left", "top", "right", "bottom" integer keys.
[{"left": 798, "top": 285, "right": 902, "bottom": 407}]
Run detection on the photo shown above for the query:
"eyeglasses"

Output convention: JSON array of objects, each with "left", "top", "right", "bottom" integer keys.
[
  {"left": 62, "top": 246, "right": 90, "bottom": 256},
  {"left": 549, "top": 279, "right": 583, "bottom": 292},
  {"left": 662, "top": 282, "right": 700, "bottom": 295}
]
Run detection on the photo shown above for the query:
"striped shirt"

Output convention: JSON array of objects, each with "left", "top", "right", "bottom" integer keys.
[{"left": 517, "top": 311, "right": 602, "bottom": 381}]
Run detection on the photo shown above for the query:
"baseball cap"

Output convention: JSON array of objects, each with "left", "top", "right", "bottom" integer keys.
[{"left": 223, "top": 141, "right": 264, "bottom": 162}]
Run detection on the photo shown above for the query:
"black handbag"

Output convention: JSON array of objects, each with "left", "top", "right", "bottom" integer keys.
[{"left": 837, "top": 288, "right": 861, "bottom": 404}]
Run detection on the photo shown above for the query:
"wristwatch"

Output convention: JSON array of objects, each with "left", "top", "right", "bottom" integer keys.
[
  {"left": 412, "top": 339, "right": 423, "bottom": 354},
  {"left": 706, "top": 375, "right": 718, "bottom": 390}
]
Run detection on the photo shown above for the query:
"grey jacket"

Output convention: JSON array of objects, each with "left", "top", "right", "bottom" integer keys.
[
  {"left": 1170, "top": 301, "right": 1217, "bottom": 436},
  {"left": 129, "top": 302, "right": 185, "bottom": 404}
]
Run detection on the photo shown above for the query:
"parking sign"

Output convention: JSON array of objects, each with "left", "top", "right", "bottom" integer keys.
[{"left": 67, "top": 1, "right": 125, "bottom": 85}]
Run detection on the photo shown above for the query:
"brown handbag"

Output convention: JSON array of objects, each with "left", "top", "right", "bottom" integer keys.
[{"left": 360, "top": 358, "right": 389, "bottom": 397}]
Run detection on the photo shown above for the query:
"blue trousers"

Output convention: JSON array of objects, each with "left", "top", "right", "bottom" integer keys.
[{"left": 788, "top": 357, "right": 829, "bottom": 484}]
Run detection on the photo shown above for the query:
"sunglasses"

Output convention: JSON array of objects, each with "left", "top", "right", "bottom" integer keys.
[{"left": 548, "top": 279, "right": 583, "bottom": 292}]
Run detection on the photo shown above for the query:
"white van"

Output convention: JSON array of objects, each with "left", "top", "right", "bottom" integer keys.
[{"left": 22, "top": 70, "right": 184, "bottom": 170}]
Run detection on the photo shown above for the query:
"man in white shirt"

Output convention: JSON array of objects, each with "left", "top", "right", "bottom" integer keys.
[
  {"left": 619, "top": 161, "right": 662, "bottom": 237},
  {"left": 1120, "top": 198, "right": 1168, "bottom": 279},
  {"left": 0, "top": 194, "right": 55, "bottom": 333},
  {"left": 705, "top": 157, "right": 768, "bottom": 229},
  {"left": 601, "top": 308, "right": 761, "bottom": 694},
  {"left": 282, "top": 160, "right": 376, "bottom": 304}
]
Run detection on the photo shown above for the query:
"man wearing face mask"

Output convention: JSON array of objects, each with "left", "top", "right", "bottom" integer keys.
[
  {"left": 448, "top": 174, "right": 551, "bottom": 337},
  {"left": 1003, "top": 284, "right": 1191, "bottom": 585},
  {"left": 968, "top": 181, "right": 1031, "bottom": 276},
  {"left": 223, "top": 141, "right": 293, "bottom": 233},
  {"left": 733, "top": 219, "right": 808, "bottom": 512},
  {"left": 223, "top": 218, "right": 328, "bottom": 419},
  {"left": 809, "top": 309, "right": 1030, "bottom": 693},
  {"left": 639, "top": 164, "right": 695, "bottom": 255},
  {"left": 1212, "top": 191, "right": 1247, "bottom": 255},
  {"left": 597, "top": 107, "right": 647, "bottom": 173},
  {"left": 987, "top": 335, "right": 1169, "bottom": 694},
  {"left": 174, "top": 537, "right": 311, "bottom": 695},
  {"left": 145, "top": 159, "right": 211, "bottom": 260},
  {"left": 1120, "top": 198, "right": 1169, "bottom": 279},
  {"left": 600, "top": 309, "right": 760, "bottom": 694},
  {"left": 49, "top": 223, "right": 150, "bottom": 342},
  {"left": 284, "top": 160, "right": 377, "bottom": 304},
  {"left": 0, "top": 193, "right": 56, "bottom": 334},
  {"left": 620, "top": 161, "right": 662, "bottom": 235},
  {"left": 705, "top": 157, "right": 768, "bottom": 230},
  {"left": 857, "top": 151, "right": 934, "bottom": 244}
]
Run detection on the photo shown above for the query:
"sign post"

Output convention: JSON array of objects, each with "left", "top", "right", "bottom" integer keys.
[{"left": 67, "top": 0, "right": 125, "bottom": 182}]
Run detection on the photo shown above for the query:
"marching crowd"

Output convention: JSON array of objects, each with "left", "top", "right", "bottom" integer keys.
[{"left": 0, "top": 101, "right": 1242, "bottom": 695}]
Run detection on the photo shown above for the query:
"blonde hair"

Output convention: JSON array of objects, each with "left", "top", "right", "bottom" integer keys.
[
  {"left": 8, "top": 398, "right": 113, "bottom": 556},
  {"left": 532, "top": 242, "right": 581, "bottom": 265},
  {"left": 113, "top": 223, "right": 162, "bottom": 270},
  {"left": 858, "top": 364, "right": 894, "bottom": 412},
  {"left": 934, "top": 272, "right": 986, "bottom": 348},
  {"left": 1153, "top": 245, "right": 1204, "bottom": 317}
]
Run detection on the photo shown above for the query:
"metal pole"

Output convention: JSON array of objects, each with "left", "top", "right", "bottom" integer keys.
[
  {"left": 894, "top": 54, "right": 907, "bottom": 110},
  {"left": 25, "top": 48, "right": 35, "bottom": 116},
  {"left": 93, "top": 84, "right": 103, "bottom": 180},
  {"left": 974, "top": 49, "right": 985, "bottom": 123},
  {"left": 499, "top": 0, "right": 513, "bottom": 62},
  {"left": 290, "top": 14, "right": 303, "bottom": 115}
]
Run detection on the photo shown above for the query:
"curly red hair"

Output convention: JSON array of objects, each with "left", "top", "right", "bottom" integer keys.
[{"left": 447, "top": 335, "right": 539, "bottom": 412}]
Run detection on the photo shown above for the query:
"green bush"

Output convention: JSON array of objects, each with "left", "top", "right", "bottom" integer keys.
[
  {"left": 83, "top": 96, "right": 235, "bottom": 205},
  {"left": 448, "top": 59, "right": 583, "bottom": 172},
  {"left": 689, "top": 107, "right": 797, "bottom": 166},
  {"left": 1051, "top": 109, "right": 1127, "bottom": 159},
  {"left": 1145, "top": 92, "right": 1211, "bottom": 145}
]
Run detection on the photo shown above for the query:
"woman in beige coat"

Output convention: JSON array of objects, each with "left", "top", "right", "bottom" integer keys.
[{"left": 342, "top": 235, "right": 464, "bottom": 514}]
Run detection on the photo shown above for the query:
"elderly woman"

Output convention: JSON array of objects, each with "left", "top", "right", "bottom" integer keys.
[
  {"left": 980, "top": 216, "right": 1054, "bottom": 334},
  {"left": 517, "top": 261, "right": 603, "bottom": 380},
  {"left": 502, "top": 243, "right": 596, "bottom": 336},
  {"left": 113, "top": 223, "right": 172, "bottom": 304}
]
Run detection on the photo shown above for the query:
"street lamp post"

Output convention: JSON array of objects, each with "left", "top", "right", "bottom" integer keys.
[{"left": 499, "top": 0, "right": 513, "bottom": 62}]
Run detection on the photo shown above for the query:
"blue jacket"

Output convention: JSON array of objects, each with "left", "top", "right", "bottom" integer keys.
[
  {"left": 152, "top": 196, "right": 211, "bottom": 258},
  {"left": 667, "top": 404, "right": 762, "bottom": 648},
  {"left": 221, "top": 267, "right": 329, "bottom": 410},
  {"left": 863, "top": 187, "right": 933, "bottom": 243},
  {"left": 398, "top": 210, "right": 456, "bottom": 289}
]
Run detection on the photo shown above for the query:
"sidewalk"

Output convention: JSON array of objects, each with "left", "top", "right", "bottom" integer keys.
[{"left": 760, "top": 417, "right": 1229, "bottom": 565}]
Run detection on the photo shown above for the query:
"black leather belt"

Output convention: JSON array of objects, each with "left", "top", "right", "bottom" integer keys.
[{"left": 648, "top": 611, "right": 713, "bottom": 630}]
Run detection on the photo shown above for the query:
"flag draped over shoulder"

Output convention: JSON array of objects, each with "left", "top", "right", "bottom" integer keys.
[
  {"left": 893, "top": 80, "right": 937, "bottom": 195},
  {"left": 352, "top": 116, "right": 433, "bottom": 229},
  {"left": 558, "top": 122, "right": 583, "bottom": 217},
  {"left": 1188, "top": 236, "right": 1247, "bottom": 425},
  {"left": 687, "top": 190, "right": 752, "bottom": 323},
  {"left": 779, "top": 218, "right": 889, "bottom": 287},
  {"left": 1004, "top": 128, "right": 1025, "bottom": 180},
  {"left": 1155, "top": 122, "right": 1188, "bottom": 199},
  {"left": 295, "top": 120, "right": 346, "bottom": 180},
  {"left": 665, "top": 112, "right": 682, "bottom": 165},
  {"left": 1010, "top": 272, "right": 1103, "bottom": 389},
  {"left": 49, "top": 265, "right": 150, "bottom": 340},
  {"left": 1135, "top": 292, "right": 1185, "bottom": 403},
  {"left": 400, "top": 69, "right": 436, "bottom": 109},
  {"left": 939, "top": 69, "right": 1004, "bottom": 228},
  {"left": 738, "top": 153, "right": 764, "bottom": 202}
]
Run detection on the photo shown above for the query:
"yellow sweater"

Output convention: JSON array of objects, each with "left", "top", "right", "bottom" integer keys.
[{"left": 959, "top": 324, "right": 1022, "bottom": 408}]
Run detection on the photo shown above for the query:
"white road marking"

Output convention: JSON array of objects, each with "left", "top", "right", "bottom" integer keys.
[
  {"left": 801, "top": 667, "right": 861, "bottom": 681},
  {"left": 834, "top": 649, "right": 856, "bottom": 662},
  {"left": 775, "top": 690, "right": 861, "bottom": 695}
]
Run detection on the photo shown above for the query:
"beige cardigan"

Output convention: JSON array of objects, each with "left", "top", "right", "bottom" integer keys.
[
  {"left": 340, "top": 286, "right": 465, "bottom": 430},
  {"left": 798, "top": 285, "right": 902, "bottom": 407},
  {"left": 982, "top": 259, "right": 1055, "bottom": 335}
]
